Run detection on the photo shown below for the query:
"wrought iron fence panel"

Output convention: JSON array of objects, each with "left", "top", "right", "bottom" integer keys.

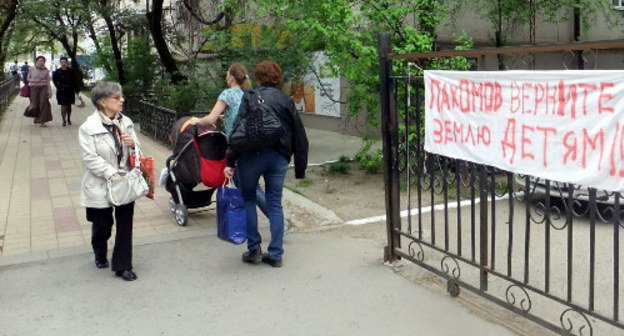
[
  {"left": 136, "top": 100, "right": 210, "bottom": 145},
  {"left": 378, "top": 34, "right": 624, "bottom": 335},
  {"left": 0, "top": 75, "right": 20, "bottom": 114}
]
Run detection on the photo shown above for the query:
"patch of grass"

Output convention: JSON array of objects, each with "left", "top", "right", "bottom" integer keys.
[
  {"left": 327, "top": 161, "right": 350, "bottom": 174},
  {"left": 298, "top": 178, "right": 313, "bottom": 187},
  {"left": 324, "top": 187, "right": 337, "bottom": 194},
  {"left": 284, "top": 184, "right": 304, "bottom": 196}
]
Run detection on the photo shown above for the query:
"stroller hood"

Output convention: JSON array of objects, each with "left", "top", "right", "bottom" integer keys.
[{"left": 168, "top": 117, "right": 227, "bottom": 189}]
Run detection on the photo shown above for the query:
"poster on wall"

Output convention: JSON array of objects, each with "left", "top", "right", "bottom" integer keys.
[{"left": 283, "top": 52, "right": 341, "bottom": 118}]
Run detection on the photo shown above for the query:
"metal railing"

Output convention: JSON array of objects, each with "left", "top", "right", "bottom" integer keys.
[
  {"left": 0, "top": 75, "right": 20, "bottom": 114},
  {"left": 378, "top": 34, "right": 624, "bottom": 335},
  {"left": 134, "top": 99, "right": 206, "bottom": 145}
]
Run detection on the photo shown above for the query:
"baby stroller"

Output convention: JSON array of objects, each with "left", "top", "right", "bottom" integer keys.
[{"left": 166, "top": 117, "right": 228, "bottom": 226}]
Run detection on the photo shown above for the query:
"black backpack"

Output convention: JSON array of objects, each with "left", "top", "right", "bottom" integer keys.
[{"left": 229, "top": 90, "right": 285, "bottom": 152}]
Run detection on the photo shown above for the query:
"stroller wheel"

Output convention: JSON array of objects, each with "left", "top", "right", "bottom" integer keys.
[
  {"left": 174, "top": 205, "right": 188, "bottom": 226},
  {"left": 169, "top": 197, "right": 177, "bottom": 213}
]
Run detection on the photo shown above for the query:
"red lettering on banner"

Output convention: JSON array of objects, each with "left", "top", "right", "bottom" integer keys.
[
  {"left": 510, "top": 81, "right": 520, "bottom": 113},
  {"left": 620, "top": 123, "right": 624, "bottom": 177},
  {"left": 582, "top": 128, "right": 605, "bottom": 170},
  {"left": 484, "top": 82, "right": 494, "bottom": 111},
  {"left": 471, "top": 82, "right": 483, "bottom": 112},
  {"left": 557, "top": 81, "right": 578, "bottom": 119},
  {"left": 536, "top": 126, "right": 557, "bottom": 167},
  {"left": 478, "top": 126, "right": 491, "bottom": 145},
  {"left": 493, "top": 82, "right": 503, "bottom": 111},
  {"left": 429, "top": 79, "right": 441, "bottom": 112},
  {"left": 578, "top": 83, "right": 597, "bottom": 116},
  {"left": 450, "top": 84, "right": 459, "bottom": 110},
  {"left": 521, "top": 125, "right": 535, "bottom": 160},
  {"left": 465, "top": 125, "right": 476, "bottom": 145},
  {"left": 522, "top": 83, "right": 533, "bottom": 114},
  {"left": 599, "top": 82, "right": 614, "bottom": 114},
  {"left": 546, "top": 83, "right": 557, "bottom": 115},
  {"left": 453, "top": 122, "right": 464, "bottom": 139},
  {"left": 534, "top": 83, "right": 545, "bottom": 115},
  {"left": 563, "top": 131, "right": 577, "bottom": 165},
  {"left": 431, "top": 118, "right": 491, "bottom": 147},
  {"left": 460, "top": 80, "right": 471, "bottom": 113},
  {"left": 501, "top": 118, "right": 517, "bottom": 164},
  {"left": 444, "top": 120, "right": 453, "bottom": 143},
  {"left": 433, "top": 118, "right": 443, "bottom": 143},
  {"left": 441, "top": 83, "right": 450, "bottom": 110},
  {"left": 609, "top": 122, "right": 620, "bottom": 176}
]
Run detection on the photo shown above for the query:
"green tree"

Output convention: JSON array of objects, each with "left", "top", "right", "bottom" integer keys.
[
  {"left": 255, "top": 0, "right": 463, "bottom": 126},
  {"left": 0, "top": 0, "right": 19, "bottom": 68},
  {"left": 21, "top": 0, "right": 89, "bottom": 88}
]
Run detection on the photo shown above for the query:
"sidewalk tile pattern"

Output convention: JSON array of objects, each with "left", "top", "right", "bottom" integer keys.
[{"left": 0, "top": 92, "right": 217, "bottom": 257}]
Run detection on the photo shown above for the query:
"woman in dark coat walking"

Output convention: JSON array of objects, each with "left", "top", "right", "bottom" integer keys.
[{"left": 52, "top": 56, "right": 79, "bottom": 126}]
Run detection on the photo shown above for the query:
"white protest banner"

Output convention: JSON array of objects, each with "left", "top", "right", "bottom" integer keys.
[{"left": 424, "top": 70, "right": 624, "bottom": 193}]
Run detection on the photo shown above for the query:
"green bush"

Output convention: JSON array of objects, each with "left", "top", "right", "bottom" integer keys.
[
  {"left": 327, "top": 161, "right": 350, "bottom": 174},
  {"left": 358, "top": 150, "right": 383, "bottom": 174},
  {"left": 152, "top": 77, "right": 221, "bottom": 114},
  {"left": 356, "top": 136, "right": 383, "bottom": 174},
  {"left": 123, "top": 39, "right": 158, "bottom": 96}
]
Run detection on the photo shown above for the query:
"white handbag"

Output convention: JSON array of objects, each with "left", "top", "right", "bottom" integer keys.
[{"left": 107, "top": 147, "right": 149, "bottom": 206}]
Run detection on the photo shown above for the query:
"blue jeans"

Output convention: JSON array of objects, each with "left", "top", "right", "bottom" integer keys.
[
  {"left": 233, "top": 170, "right": 267, "bottom": 217},
  {"left": 236, "top": 148, "right": 288, "bottom": 260}
]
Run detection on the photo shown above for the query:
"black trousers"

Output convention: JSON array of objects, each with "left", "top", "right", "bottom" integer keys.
[{"left": 86, "top": 202, "right": 135, "bottom": 272}]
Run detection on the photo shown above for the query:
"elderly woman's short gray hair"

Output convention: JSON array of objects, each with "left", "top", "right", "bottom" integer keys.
[{"left": 90, "top": 81, "right": 122, "bottom": 110}]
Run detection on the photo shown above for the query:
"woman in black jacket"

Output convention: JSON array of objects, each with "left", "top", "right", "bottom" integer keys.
[
  {"left": 52, "top": 57, "right": 79, "bottom": 126},
  {"left": 224, "top": 60, "right": 308, "bottom": 267}
]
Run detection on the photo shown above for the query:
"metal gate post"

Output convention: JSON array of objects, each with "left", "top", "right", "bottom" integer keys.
[
  {"left": 477, "top": 56, "right": 489, "bottom": 291},
  {"left": 378, "top": 33, "right": 401, "bottom": 262}
]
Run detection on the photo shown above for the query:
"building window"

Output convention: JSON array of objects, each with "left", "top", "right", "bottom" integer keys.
[{"left": 614, "top": 0, "right": 624, "bottom": 9}]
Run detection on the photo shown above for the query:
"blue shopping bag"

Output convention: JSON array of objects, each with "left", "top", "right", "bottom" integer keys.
[{"left": 216, "top": 183, "right": 247, "bottom": 245}]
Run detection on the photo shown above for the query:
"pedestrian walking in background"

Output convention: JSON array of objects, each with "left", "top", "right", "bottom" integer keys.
[
  {"left": 79, "top": 81, "right": 140, "bottom": 281},
  {"left": 9, "top": 60, "right": 18, "bottom": 76},
  {"left": 225, "top": 60, "right": 309, "bottom": 267},
  {"left": 188, "top": 63, "right": 271, "bottom": 220},
  {"left": 23, "top": 56, "right": 52, "bottom": 127},
  {"left": 52, "top": 56, "right": 79, "bottom": 126},
  {"left": 20, "top": 61, "right": 29, "bottom": 84}
]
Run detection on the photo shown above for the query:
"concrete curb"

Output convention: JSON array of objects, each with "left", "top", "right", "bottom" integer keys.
[{"left": 282, "top": 187, "right": 343, "bottom": 228}]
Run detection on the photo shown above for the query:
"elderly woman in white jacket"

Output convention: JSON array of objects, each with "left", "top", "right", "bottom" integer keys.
[{"left": 79, "top": 81, "right": 139, "bottom": 281}]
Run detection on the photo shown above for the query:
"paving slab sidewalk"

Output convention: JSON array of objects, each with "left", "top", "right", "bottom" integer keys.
[
  {"left": 0, "top": 90, "right": 364, "bottom": 261},
  {"left": 0, "top": 228, "right": 515, "bottom": 336}
]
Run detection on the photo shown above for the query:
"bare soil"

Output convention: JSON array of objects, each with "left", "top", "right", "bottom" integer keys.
[{"left": 284, "top": 161, "right": 390, "bottom": 222}]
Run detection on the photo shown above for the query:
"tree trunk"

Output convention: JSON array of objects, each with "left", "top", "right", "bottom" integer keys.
[
  {"left": 103, "top": 15, "right": 126, "bottom": 84},
  {"left": 0, "top": 0, "right": 19, "bottom": 66},
  {"left": 495, "top": 0, "right": 504, "bottom": 70},
  {"left": 573, "top": 3, "right": 583, "bottom": 69},
  {"left": 148, "top": 0, "right": 186, "bottom": 83}
]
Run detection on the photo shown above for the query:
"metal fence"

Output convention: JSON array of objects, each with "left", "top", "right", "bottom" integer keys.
[
  {"left": 129, "top": 97, "right": 206, "bottom": 145},
  {"left": 378, "top": 34, "right": 624, "bottom": 335},
  {"left": 0, "top": 75, "right": 20, "bottom": 114}
]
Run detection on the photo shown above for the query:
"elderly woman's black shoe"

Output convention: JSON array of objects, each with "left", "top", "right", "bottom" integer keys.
[
  {"left": 95, "top": 259, "right": 109, "bottom": 269},
  {"left": 115, "top": 270, "right": 137, "bottom": 281}
]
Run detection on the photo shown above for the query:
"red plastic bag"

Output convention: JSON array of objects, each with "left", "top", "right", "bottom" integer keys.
[
  {"left": 129, "top": 154, "right": 155, "bottom": 199},
  {"left": 19, "top": 85, "right": 30, "bottom": 98}
]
